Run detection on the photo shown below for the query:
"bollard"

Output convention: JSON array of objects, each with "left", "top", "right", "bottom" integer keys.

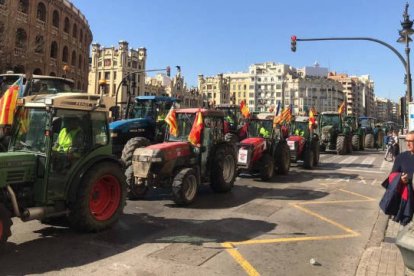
[{"left": 396, "top": 223, "right": 414, "bottom": 275}]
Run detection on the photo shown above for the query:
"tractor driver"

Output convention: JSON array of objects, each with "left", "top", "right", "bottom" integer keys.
[{"left": 259, "top": 126, "right": 270, "bottom": 138}]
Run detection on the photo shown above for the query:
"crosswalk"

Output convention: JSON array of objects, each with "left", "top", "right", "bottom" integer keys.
[{"left": 319, "top": 152, "right": 393, "bottom": 173}]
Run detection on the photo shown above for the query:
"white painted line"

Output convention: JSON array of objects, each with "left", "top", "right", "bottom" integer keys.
[
  {"left": 361, "top": 157, "right": 376, "bottom": 165},
  {"left": 337, "top": 168, "right": 385, "bottom": 174},
  {"left": 339, "top": 156, "right": 358, "bottom": 164}
]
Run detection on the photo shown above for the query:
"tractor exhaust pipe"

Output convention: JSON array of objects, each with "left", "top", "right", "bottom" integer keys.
[
  {"left": 21, "top": 207, "right": 67, "bottom": 221},
  {"left": 6, "top": 185, "right": 21, "bottom": 217}
]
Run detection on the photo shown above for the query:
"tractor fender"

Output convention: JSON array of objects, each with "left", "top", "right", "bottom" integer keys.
[{"left": 65, "top": 155, "right": 123, "bottom": 204}]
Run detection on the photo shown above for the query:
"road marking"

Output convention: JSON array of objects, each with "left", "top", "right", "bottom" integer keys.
[
  {"left": 361, "top": 157, "right": 376, "bottom": 165},
  {"left": 358, "top": 176, "right": 367, "bottom": 185},
  {"left": 336, "top": 168, "right": 384, "bottom": 174},
  {"left": 223, "top": 188, "right": 373, "bottom": 275},
  {"left": 339, "top": 156, "right": 358, "bottom": 164},
  {"left": 323, "top": 155, "right": 341, "bottom": 163}
]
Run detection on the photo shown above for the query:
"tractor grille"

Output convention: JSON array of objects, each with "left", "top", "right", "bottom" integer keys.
[
  {"left": 133, "top": 161, "right": 151, "bottom": 178},
  {"left": 7, "top": 170, "right": 25, "bottom": 183}
]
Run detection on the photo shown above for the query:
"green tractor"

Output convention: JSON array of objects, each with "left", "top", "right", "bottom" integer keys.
[
  {"left": 318, "top": 111, "right": 352, "bottom": 155},
  {"left": 359, "top": 116, "right": 383, "bottom": 149},
  {"left": 344, "top": 115, "right": 364, "bottom": 151},
  {"left": 0, "top": 93, "right": 126, "bottom": 245}
]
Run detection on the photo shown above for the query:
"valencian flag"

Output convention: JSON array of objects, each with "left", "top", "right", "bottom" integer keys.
[
  {"left": 240, "top": 99, "right": 250, "bottom": 118},
  {"left": 188, "top": 109, "right": 204, "bottom": 146},
  {"left": 281, "top": 105, "right": 292, "bottom": 123},
  {"left": 0, "top": 78, "right": 23, "bottom": 126},
  {"left": 338, "top": 101, "right": 346, "bottom": 114},
  {"left": 165, "top": 105, "right": 178, "bottom": 137},
  {"left": 308, "top": 107, "right": 317, "bottom": 130}
]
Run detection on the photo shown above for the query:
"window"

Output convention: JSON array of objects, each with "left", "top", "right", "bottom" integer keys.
[
  {"left": 71, "top": 50, "right": 76, "bottom": 66},
  {"left": 18, "top": 0, "right": 28, "bottom": 14},
  {"left": 0, "top": 0, "right": 5, "bottom": 5},
  {"left": 207, "top": 85, "right": 212, "bottom": 90},
  {"left": 33, "top": 68, "right": 42, "bottom": 75},
  {"left": 15, "top": 28, "right": 27, "bottom": 49},
  {"left": 104, "top": 59, "right": 111, "bottom": 66},
  {"left": 104, "top": 72, "right": 110, "bottom": 80},
  {"left": 79, "top": 29, "right": 83, "bottom": 43},
  {"left": 78, "top": 55, "right": 82, "bottom": 69},
  {"left": 0, "top": 22, "right": 4, "bottom": 44},
  {"left": 35, "top": 35, "right": 44, "bottom": 53},
  {"left": 50, "top": 41, "right": 58, "bottom": 58},
  {"left": 52, "top": 10, "right": 59, "bottom": 28},
  {"left": 72, "top": 23, "right": 77, "bottom": 38},
  {"left": 37, "top": 2, "right": 46, "bottom": 21},
  {"left": 62, "top": 46, "right": 68, "bottom": 62},
  {"left": 64, "top": 17, "right": 70, "bottom": 33}
]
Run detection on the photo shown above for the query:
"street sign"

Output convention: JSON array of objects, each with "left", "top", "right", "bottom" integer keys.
[{"left": 409, "top": 102, "right": 414, "bottom": 131}]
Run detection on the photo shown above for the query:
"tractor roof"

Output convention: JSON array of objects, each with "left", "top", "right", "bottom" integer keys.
[
  {"left": 359, "top": 116, "right": 375, "bottom": 120},
  {"left": 176, "top": 108, "right": 225, "bottom": 117},
  {"left": 22, "top": 93, "right": 112, "bottom": 112},
  {"left": 215, "top": 104, "right": 240, "bottom": 109},
  {"left": 253, "top": 112, "right": 274, "bottom": 120},
  {"left": 321, "top": 111, "right": 340, "bottom": 115},
  {"left": 0, "top": 73, "right": 74, "bottom": 83},
  {"left": 136, "top": 96, "right": 178, "bottom": 102},
  {"left": 294, "top": 116, "right": 309, "bottom": 122}
]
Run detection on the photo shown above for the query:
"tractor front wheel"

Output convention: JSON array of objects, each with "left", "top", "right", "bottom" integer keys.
[
  {"left": 336, "top": 136, "right": 346, "bottom": 155},
  {"left": 125, "top": 165, "right": 148, "bottom": 199},
  {"left": 304, "top": 148, "right": 314, "bottom": 169},
  {"left": 352, "top": 135, "right": 360, "bottom": 151},
  {"left": 68, "top": 162, "right": 126, "bottom": 232},
  {"left": 121, "top": 137, "right": 151, "bottom": 167},
  {"left": 313, "top": 143, "right": 320, "bottom": 166},
  {"left": 276, "top": 143, "right": 290, "bottom": 175},
  {"left": 0, "top": 203, "right": 12, "bottom": 245},
  {"left": 210, "top": 145, "right": 236, "bottom": 193},
  {"left": 172, "top": 168, "right": 199, "bottom": 205},
  {"left": 365, "top": 134, "right": 374, "bottom": 148},
  {"left": 260, "top": 153, "right": 274, "bottom": 181}
]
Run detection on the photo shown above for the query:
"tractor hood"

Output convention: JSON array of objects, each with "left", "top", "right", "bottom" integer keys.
[
  {"left": 109, "top": 118, "right": 152, "bottom": 133},
  {"left": 133, "top": 142, "right": 192, "bottom": 162},
  {"left": 0, "top": 152, "right": 36, "bottom": 186},
  {"left": 287, "top": 135, "right": 304, "bottom": 143},
  {"left": 240, "top": 137, "right": 266, "bottom": 147}
]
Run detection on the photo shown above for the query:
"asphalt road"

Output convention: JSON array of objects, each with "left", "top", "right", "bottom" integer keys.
[{"left": 0, "top": 149, "right": 393, "bottom": 276}]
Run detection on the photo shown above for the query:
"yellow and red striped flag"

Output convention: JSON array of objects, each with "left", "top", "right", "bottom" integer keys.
[
  {"left": 308, "top": 107, "right": 317, "bottom": 130},
  {"left": 240, "top": 99, "right": 250, "bottom": 118},
  {"left": 188, "top": 110, "right": 204, "bottom": 146},
  {"left": 165, "top": 106, "right": 178, "bottom": 137},
  {"left": 338, "top": 101, "right": 346, "bottom": 114},
  {"left": 281, "top": 105, "right": 292, "bottom": 123},
  {"left": 0, "top": 78, "right": 23, "bottom": 126}
]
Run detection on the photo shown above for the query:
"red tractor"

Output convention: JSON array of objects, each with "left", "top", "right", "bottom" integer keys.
[
  {"left": 236, "top": 113, "right": 291, "bottom": 180},
  {"left": 215, "top": 104, "right": 248, "bottom": 144},
  {"left": 287, "top": 116, "right": 320, "bottom": 169},
  {"left": 127, "top": 108, "right": 237, "bottom": 205}
]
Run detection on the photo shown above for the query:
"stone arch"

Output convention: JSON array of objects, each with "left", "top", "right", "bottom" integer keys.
[
  {"left": 64, "top": 17, "right": 70, "bottom": 33},
  {"left": 50, "top": 72, "right": 56, "bottom": 76},
  {"left": 52, "top": 10, "right": 59, "bottom": 28},
  {"left": 36, "top": 2, "right": 46, "bottom": 22},
  {"left": 18, "top": 0, "right": 29, "bottom": 14},
  {"left": 33, "top": 68, "right": 42, "bottom": 75},
  {"left": 72, "top": 23, "right": 77, "bottom": 38},
  {"left": 50, "top": 41, "right": 58, "bottom": 59},
  {"left": 34, "top": 35, "right": 44, "bottom": 53},
  {"left": 15, "top": 28, "right": 27, "bottom": 49},
  {"left": 71, "top": 50, "right": 76, "bottom": 66},
  {"left": 13, "top": 65, "right": 25, "bottom": 73},
  {"left": 62, "top": 46, "right": 69, "bottom": 62}
]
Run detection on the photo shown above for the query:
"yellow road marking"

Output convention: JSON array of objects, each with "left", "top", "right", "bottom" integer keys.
[{"left": 223, "top": 188, "right": 375, "bottom": 275}]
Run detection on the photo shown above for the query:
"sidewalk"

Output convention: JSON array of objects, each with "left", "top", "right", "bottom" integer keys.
[{"left": 356, "top": 218, "right": 405, "bottom": 276}]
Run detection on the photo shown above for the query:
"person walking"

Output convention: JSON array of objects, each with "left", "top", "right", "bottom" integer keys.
[
  {"left": 392, "top": 130, "right": 400, "bottom": 157},
  {"left": 384, "top": 131, "right": 395, "bottom": 161},
  {"left": 391, "top": 130, "right": 414, "bottom": 185}
]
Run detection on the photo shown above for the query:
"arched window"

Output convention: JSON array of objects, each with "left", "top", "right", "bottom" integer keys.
[
  {"left": 14, "top": 65, "right": 25, "bottom": 73},
  {"left": 64, "top": 17, "right": 70, "bottom": 33},
  {"left": 79, "top": 29, "right": 83, "bottom": 43},
  {"left": 62, "top": 46, "right": 68, "bottom": 62},
  {"left": 33, "top": 68, "right": 42, "bottom": 75},
  {"left": 72, "top": 23, "right": 77, "bottom": 38},
  {"left": 77, "top": 81, "right": 81, "bottom": 90},
  {"left": 0, "top": 22, "right": 4, "bottom": 44},
  {"left": 52, "top": 10, "right": 59, "bottom": 28},
  {"left": 78, "top": 54, "right": 82, "bottom": 69},
  {"left": 36, "top": 2, "right": 46, "bottom": 21},
  {"left": 0, "top": 0, "right": 5, "bottom": 6},
  {"left": 50, "top": 72, "right": 56, "bottom": 76},
  {"left": 71, "top": 50, "right": 76, "bottom": 66},
  {"left": 50, "top": 41, "right": 58, "bottom": 59},
  {"left": 15, "top": 28, "right": 27, "bottom": 49},
  {"left": 18, "top": 0, "right": 28, "bottom": 14},
  {"left": 34, "top": 35, "right": 44, "bottom": 53}
]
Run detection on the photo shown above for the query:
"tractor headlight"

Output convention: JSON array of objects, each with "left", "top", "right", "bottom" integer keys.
[
  {"left": 110, "top": 132, "right": 118, "bottom": 138},
  {"left": 152, "top": 157, "right": 163, "bottom": 162}
]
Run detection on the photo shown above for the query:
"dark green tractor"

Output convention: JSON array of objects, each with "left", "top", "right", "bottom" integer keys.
[
  {"left": 318, "top": 111, "right": 352, "bottom": 155},
  {"left": 359, "top": 116, "right": 384, "bottom": 149},
  {"left": 0, "top": 93, "right": 126, "bottom": 245},
  {"left": 344, "top": 115, "right": 364, "bottom": 151}
]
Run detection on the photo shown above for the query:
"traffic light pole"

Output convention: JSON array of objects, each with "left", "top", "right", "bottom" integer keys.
[{"left": 294, "top": 36, "right": 411, "bottom": 127}]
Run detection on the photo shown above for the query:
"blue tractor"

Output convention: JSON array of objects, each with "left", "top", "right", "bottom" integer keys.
[{"left": 109, "top": 96, "right": 178, "bottom": 166}]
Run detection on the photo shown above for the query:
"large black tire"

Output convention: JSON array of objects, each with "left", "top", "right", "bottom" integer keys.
[
  {"left": 0, "top": 203, "right": 12, "bottom": 245},
  {"left": 172, "top": 168, "right": 199, "bottom": 205},
  {"left": 313, "top": 143, "right": 320, "bottom": 166},
  {"left": 352, "top": 135, "right": 360, "bottom": 151},
  {"left": 303, "top": 148, "right": 314, "bottom": 169},
  {"left": 68, "top": 162, "right": 126, "bottom": 232},
  {"left": 365, "top": 134, "right": 374, "bottom": 148},
  {"left": 360, "top": 135, "right": 365, "bottom": 151},
  {"left": 276, "top": 143, "right": 290, "bottom": 175},
  {"left": 319, "top": 143, "right": 326, "bottom": 152},
  {"left": 121, "top": 137, "right": 151, "bottom": 167},
  {"left": 260, "top": 153, "right": 274, "bottom": 181},
  {"left": 347, "top": 136, "right": 353, "bottom": 154},
  {"left": 125, "top": 165, "right": 148, "bottom": 200},
  {"left": 336, "top": 136, "right": 346, "bottom": 155},
  {"left": 210, "top": 144, "right": 236, "bottom": 193},
  {"left": 225, "top": 133, "right": 239, "bottom": 144}
]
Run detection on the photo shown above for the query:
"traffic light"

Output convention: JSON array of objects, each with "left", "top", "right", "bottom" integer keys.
[
  {"left": 166, "top": 66, "right": 171, "bottom": 77},
  {"left": 291, "top": 35, "right": 297, "bottom": 52}
]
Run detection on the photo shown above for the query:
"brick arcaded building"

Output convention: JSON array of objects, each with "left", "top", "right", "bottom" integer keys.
[{"left": 0, "top": 0, "right": 92, "bottom": 90}]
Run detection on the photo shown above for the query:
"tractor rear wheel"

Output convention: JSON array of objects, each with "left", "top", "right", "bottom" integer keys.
[
  {"left": 347, "top": 136, "right": 353, "bottom": 154},
  {"left": 121, "top": 137, "right": 151, "bottom": 167},
  {"left": 260, "top": 153, "right": 274, "bottom": 181},
  {"left": 0, "top": 203, "right": 12, "bottom": 245},
  {"left": 276, "top": 143, "right": 290, "bottom": 175},
  {"left": 304, "top": 148, "right": 314, "bottom": 169},
  {"left": 365, "top": 134, "right": 374, "bottom": 148},
  {"left": 68, "top": 162, "right": 126, "bottom": 232},
  {"left": 172, "top": 168, "right": 199, "bottom": 205},
  {"left": 336, "top": 136, "right": 346, "bottom": 155},
  {"left": 210, "top": 145, "right": 236, "bottom": 193},
  {"left": 313, "top": 143, "right": 320, "bottom": 166},
  {"left": 125, "top": 165, "right": 148, "bottom": 199},
  {"left": 352, "top": 135, "right": 360, "bottom": 151}
]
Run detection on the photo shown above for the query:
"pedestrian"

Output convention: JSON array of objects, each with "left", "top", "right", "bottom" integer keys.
[
  {"left": 391, "top": 130, "right": 414, "bottom": 187},
  {"left": 384, "top": 131, "right": 394, "bottom": 161},
  {"left": 392, "top": 130, "right": 400, "bottom": 157}
]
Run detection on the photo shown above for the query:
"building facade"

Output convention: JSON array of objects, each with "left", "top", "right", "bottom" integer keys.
[
  {"left": 198, "top": 73, "right": 231, "bottom": 106},
  {"left": 88, "top": 41, "right": 147, "bottom": 109},
  {"left": 0, "top": 0, "right": 92, "bottom": 89}
]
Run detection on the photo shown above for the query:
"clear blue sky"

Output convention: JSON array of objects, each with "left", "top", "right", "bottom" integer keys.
[{"left": 72, "top": 0, "right": 411, "bottom": 101}]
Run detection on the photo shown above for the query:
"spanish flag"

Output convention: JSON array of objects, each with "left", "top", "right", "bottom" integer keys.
[
  {"left": 338, "top": 101, "right": 346, "bottom": 114},
  {"left": 188, "top": 110, "right": 204, "bottom": 146},
  {"left": 240, "top": 99, "right": 250, "bottom": 118},
  {"left": 308, "top": 107, "right": 317, "bottom": 130},
  {"left": 165, "top": 106, "right": 178, "bottom": 137},
  {"left": 0, "top": 78, "right": 23, "bottom": 126}
]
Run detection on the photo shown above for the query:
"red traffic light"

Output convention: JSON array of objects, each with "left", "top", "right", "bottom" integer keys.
[
  {"left": 291, "top": 35, "right": 297, "bottom": 52},
  {"left": 291, "top": 35, "right": 297, "bottom": 41},
  {"left": 166, "top": 66, "right": 171, "bottom": 77}
]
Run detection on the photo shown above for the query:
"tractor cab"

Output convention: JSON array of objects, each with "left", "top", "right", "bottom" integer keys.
[
  {"left": 215, "top": 104, "right": 248, "bottom": 142},
  {"left": 318, "top": 111, "right": 352, "bottom": 154},
  {"left": 129, "top": 108, "right": 236, "bottom": 205},
  {"left": 0, "top": 93, "right": 126, "bottom": 245}
]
